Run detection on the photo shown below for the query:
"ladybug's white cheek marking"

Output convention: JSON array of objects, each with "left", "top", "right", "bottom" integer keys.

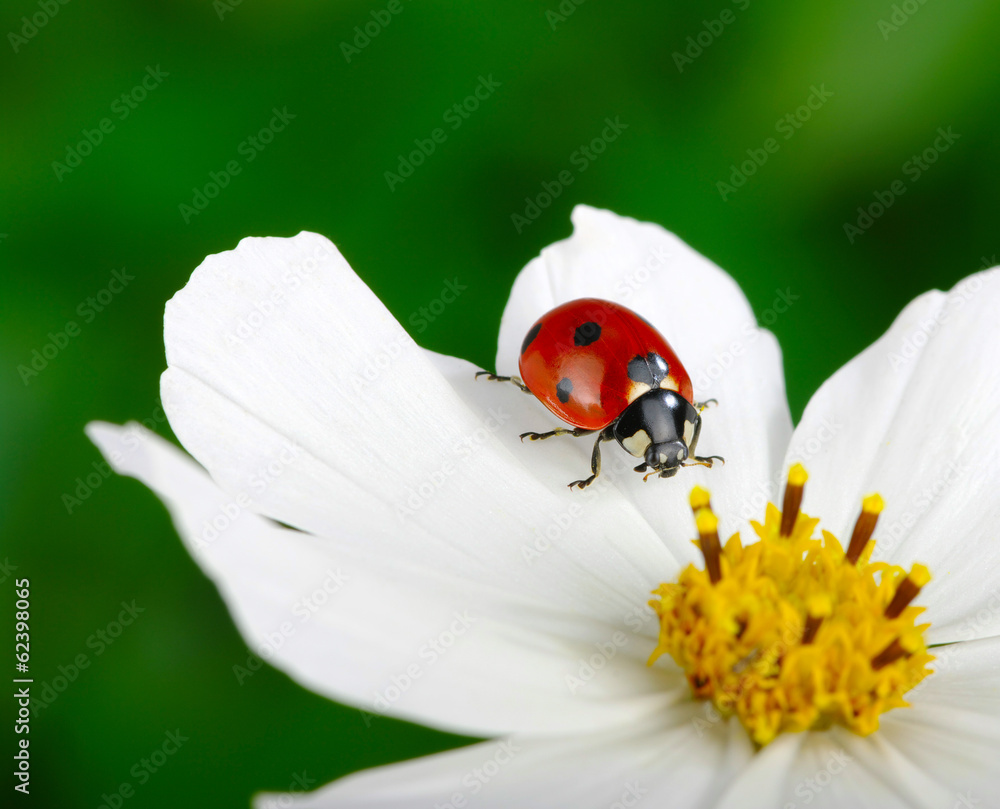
[
  {"left": 659, "top": 376, "right": 677, "bottom": 392},
  {"left": 621, "top": 429, "right": 650, "bottom": 458}
]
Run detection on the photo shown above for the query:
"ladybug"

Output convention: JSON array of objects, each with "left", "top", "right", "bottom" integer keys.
[{"left": 478, "top": 298, "right": 722, "bottom": 489}]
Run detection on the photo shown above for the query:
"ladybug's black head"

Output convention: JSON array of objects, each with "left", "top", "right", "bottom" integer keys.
[
  {"left": 644, "top": 441, "right": 688, "bottom": 475},
  {"left": 612, "top": 389, "right": 702, "bottom": 478}
]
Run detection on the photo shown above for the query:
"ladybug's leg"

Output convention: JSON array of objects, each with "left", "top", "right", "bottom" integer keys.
[
  {"left": 693, "top": 398, "right": 718, "bottom": 412},
  {"left": 685, "top": 455, "right": 726, "bottom": 469},
  {"left": 568, "top": 428, "right": 615, "bottom": 490},
  {"left": 475, "top": 371, "right": 532, "bottom": 393},
  {"left": 520, "top": 426, "right": 595, "bottom": 442},
  {"left": 683, "top": 419, "right": 721, "bottom": 468}
]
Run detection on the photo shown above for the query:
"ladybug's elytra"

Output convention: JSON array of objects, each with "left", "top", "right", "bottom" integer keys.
[{"left": 478, "top": 298, "right": 722, "bottom": 489}]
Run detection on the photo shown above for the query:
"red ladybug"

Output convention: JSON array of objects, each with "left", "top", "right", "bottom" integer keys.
[{"left": 478, "top": 298, "right": 722, "bottom": 489}]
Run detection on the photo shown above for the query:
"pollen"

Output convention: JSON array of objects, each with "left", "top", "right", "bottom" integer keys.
[{"left": 648, "top": 466, "right": 934, "bottom": 746}]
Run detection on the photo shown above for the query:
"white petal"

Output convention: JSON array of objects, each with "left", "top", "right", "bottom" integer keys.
[
  {"left": 494, "top": 205, "right": 793, "bottom": 564},
  {"left": 254, "top": 707, "right": 754, "bottom": 809},
  {"left": 715, "top": 729, "right": 951, "bottom": 809},
  {"left": 879, "top": 634, "right": 1000, "bottom": 802},
  {"left": 784, "top": 268, "right": 1000, "bottom": 643},
  {"left": 160, "top": 231, "right": 681, "bottom": 639},
  {"left": 87, "top": 421, "right": 684, "bottom": 737}
]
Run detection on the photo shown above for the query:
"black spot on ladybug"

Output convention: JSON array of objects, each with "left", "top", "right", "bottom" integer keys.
[
  {"left": 556, "top": 377, "right": 574, "bottom": 403},
  {"left": 627, "top": 352, "right": 670, "bottom": 387},
  {"left": 574, "top": 322, "right": 601, "bottom": 346},
  {"left": 521, "top": 322, "right": 543, "bottom": 355},
  {"left": 648, "top": 352, "right": 669, "bottom": 380}
]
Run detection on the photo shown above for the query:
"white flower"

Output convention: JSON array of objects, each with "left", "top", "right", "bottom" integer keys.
[{"left": 88, "top": 206, "right": 1000, "bottom": 808}]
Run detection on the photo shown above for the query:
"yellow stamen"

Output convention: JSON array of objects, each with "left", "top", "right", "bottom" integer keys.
[
  {"left": 695, "top": 507, "right": 722, "bottom": 584},
  {"left": 648, "top": 467, "right": 933, "bottom": 746},
  {"left": 885, "top": 564, "right": 932, "bottom": 619},
  {"left": 871, "top": 631, "right": 921, "bottom": 671},
  {"left": 801, "top": 593, "right": 831, "bottom": 645},
  {"left": 845, "top": 493, "right": 884, "bottom": 564},
  {"left": 780, "top": 463, "right": 808, "bottom": 537}
]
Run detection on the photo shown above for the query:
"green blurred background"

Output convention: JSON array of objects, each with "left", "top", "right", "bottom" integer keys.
[{"left": 2, "top": 0, "right": 999, "bottom": 805}]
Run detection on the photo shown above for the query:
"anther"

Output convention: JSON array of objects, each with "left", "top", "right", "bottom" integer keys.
[
  {"left": 884, "top": 564, "right": 931, "bottom": 619},
  {"left": 780, "top": 464, "right": 808, "bottom": 537},
  {"left": 845, "top": 493, "right": 884, "bottom": 565},
  {"left": 871, "top": 631, "right": 920, "bottom": 671},
  {"left": 695, "top": 507, "right": 722, "bottom": 584},
  {"left": 689, "top": 486, "right": 711, "bottom": 512},
  {"left": 801, "top": 593, "right": 831, "bottom": 645}
]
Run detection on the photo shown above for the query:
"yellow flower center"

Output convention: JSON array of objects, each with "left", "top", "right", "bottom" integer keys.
[{"left": 648, "top": 464, "right": 934, "bottom": 746}]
